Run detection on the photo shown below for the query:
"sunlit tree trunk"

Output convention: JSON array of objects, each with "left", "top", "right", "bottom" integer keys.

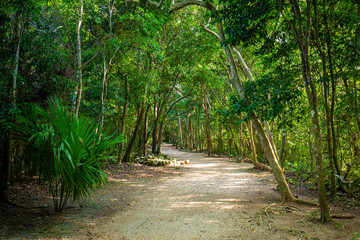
[
  {"left": 74, "top": 0, "right": 84, "bottom": 116},
  {"left": 177, "top": 116, "right": 183, "bottom": 149},
  {"left": 100, "top": 51, "right": 108, "bottom": 132}
]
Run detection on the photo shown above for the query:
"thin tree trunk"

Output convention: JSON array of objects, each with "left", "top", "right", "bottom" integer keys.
[
  {"left": 219, "top": 124, "right": 223, "bottom": 152},
  {"left": 99, "top": 47, "right": 119, "bottom": 135},
  {"left": 197, "top": 109, "right": 202, "bottom": 152},
  {"left": 228, "top": 127, "right": 240, "bottom": 155},
  {"left": 326, "top": 26, "right": 341, "bottom": 177},
  {"left": 117, "top": 80, "right": 129, "bottom": 163},
  {"left": 201, "top": 84, "right": 212, "bottom": 156},
  {"left": 291, "top": 0, "right": 330, "bottom": 222},
  {"left": 264, "top": 122, "right": 280, "bottom": 163},
  {"left": 189, "top": 117, "right": 194, "bottom": 152},
  {"left": 324, "top": 81, "right": 337, "bottom": 197},
  {"left": 312, "top": 4, "right": 337, "bottom": 197},
  {"left": 177, "top": 116, "right": 183, "bottom": 149},
  {"left": 140, "top": 104, "right": 151, "bottom": 156},
  {"left": 74, "top": 0, "right": 83, "bottom": 116},
  {"left": 100, "top": 50, "right": 108, "bottom": 132},
  {"left": 122, "top": 102, "right": 145, "bottom": 162},
  {"left": 279, "top": 125, "right": 286, "bottom": 168},
  {"left": 152, "top": 102, "right": 159, "bottom": 153},
  {"left": 1, "top": 14, "right": 22, "bottom": 203}
]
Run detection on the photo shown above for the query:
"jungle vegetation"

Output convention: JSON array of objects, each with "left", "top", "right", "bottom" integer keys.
[{"left": 0, "top": 0, "right": 359, "bottom": 222}]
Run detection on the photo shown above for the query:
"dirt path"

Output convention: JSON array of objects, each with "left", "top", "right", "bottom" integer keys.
[
  {"left": 89, "top": 144, "right": 359, "bottom": 240},
  {"left": 2, "top": 143, "right": 359, "bottom": 239}
]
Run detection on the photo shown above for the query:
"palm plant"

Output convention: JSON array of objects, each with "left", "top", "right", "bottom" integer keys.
[{"left": 14, "top": 98, "right": 124, "bottom": 212}]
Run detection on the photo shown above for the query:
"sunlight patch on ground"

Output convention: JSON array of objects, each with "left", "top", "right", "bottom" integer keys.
[
  {"left": 166, "top": 198, "right": 246, "bottom": 210},
  {"left": 190, "top": 163, "right": 222, "bottom": 168},
  {"left": 108, "top": 177, "right": 129, "bottom": 182}
]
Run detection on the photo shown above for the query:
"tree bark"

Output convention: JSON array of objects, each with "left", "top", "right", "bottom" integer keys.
[
  {"left": 74, "top": 0, "right": 84, "bottom": 116},
  {"left": 100, "top": 50, "right": 108, "bottom": 133},
  {"left": 152, "top": 102, "right": 159, "bottom": 153},
  {"left": 177, "top": 116, "right": 183, "bottom": 149},
  {"left": 122, "top": 102, "right": 145, "bottom": 162},
  {"left": 201, "top": 84, "right": 212, "bottom": 156},
  {"left": 117, "top": 80, "right": 129, "bottom": 163}
]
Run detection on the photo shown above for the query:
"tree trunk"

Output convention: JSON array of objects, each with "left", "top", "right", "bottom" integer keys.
[
  {"left": 228, "top": 127, "right": 240, "bottom": 155},
  {"left": 156, "top": 118, "right": 166, "bottom": 154},
  {"left": 1, "top": 14, "right": 22, "bottom": 203},
  {"left": 74, "top": 0, "right": 83, "bottom": 116},
  {"left": 152, "top": 102, "right": 159, "bottom": 154},
  {"left": 201, "top": 84, "right": 212, "bottom": 156},
  {"left": 117, "top": 80, "right": 129, "bottom": 163},
  {"left": 177, "top": 116, "right": 183, "bottom": 149},
  {"left": 122, "top": 102, "right": 145, "bottom": 162},
  {"left": 197, "top": 109, "right": 202, "bottom": 152},
  {"left": 289, "top": 0, "right": 330, "bottom": 222},
  {"left": 324, "top": 81, "right": 337, "bottom": 197},
  {"left": 218, "top": 124, "right": 223, "bottom": 152},
  {"left": 140, "top": 104, "right": 151, "bottom": 156},
  {"left": 252, "top": 117, "right": 295, "bottom": 200},
  {"left": 100, "top": 50, "right": 108, "bottom": 132},
  {"left": 279, "top": 126, "right": 286, "bottom": 168},
  {"left": 189, "top": 117, "right": 194, "bottom": 152}
]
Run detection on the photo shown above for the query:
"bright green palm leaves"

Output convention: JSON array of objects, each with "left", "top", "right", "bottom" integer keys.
[{"left": 14, "top": 98, "right": 124, "bottom": 212}]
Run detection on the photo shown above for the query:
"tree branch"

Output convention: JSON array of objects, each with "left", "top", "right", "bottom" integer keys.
[
  {"left": 201, "top": 24, "right": 220, "bottom": 41},
  {"left": 146, "top": 0, "right": 165, "bottom": 8},
  {"left": 168, "top": 0, "right": 208, "bottom": 13}
]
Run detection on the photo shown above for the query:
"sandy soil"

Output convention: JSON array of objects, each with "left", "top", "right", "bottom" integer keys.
[
  {"left": 91, "top": 144, "right": 360, "bottom": 240},
  {"left": 1, "top": 143, "right": 359, "bottom": 239}
]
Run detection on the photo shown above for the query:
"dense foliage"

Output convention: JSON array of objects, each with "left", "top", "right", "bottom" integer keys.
[{"left": 0, "top": 0, "right": 359, "bottom": 217}]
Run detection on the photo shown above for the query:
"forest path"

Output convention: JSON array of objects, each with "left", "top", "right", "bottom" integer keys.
[{"left": 90, "top": 143, "right": 352, "bottom": 240}]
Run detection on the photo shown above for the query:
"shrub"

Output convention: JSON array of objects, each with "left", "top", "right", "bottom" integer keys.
[{"left": 13, "top": 98, "right": 124, "bottom": 212}]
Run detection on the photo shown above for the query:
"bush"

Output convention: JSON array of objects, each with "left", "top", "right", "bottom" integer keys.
[{"left": 13, "top": 98, "right": 124, "bottom": 212}]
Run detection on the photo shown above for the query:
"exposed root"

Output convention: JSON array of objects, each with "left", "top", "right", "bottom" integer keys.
[
  {"left": 330, "top": 214, "right": 356, "bottom": 219},
  {"left": 253, "top": 162, "right": 272, "bottom": 172},
  {"left": 264, "top": 202, "right": 303, "bottom": 216},
  {"left": 292, "top": 198, "right": 319, "bottom": 206},
  {"left": 281, "top": 195, "right": 318, "bottom": 206}
]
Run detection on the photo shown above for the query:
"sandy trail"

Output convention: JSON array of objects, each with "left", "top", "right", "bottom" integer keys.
[
  {"left": 2, "top": 144, "right": 359, "bottom": 239},
  {"left": 94, "top": 144, "right": 283, "bottom": 239}
]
